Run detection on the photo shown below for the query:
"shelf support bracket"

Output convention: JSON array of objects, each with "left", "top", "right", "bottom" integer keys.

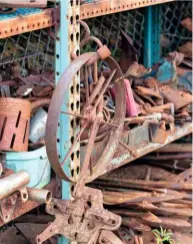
[
  {"left": 55, "top": 0, "right": 80, "bottom": 244},
  {"left": 144, "top": 5, "right": 161, "bottom": 68}
]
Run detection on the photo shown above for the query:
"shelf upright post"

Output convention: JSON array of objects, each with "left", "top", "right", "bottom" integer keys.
[
  {"left": 55, "top": 1, "right": 80, "bottom": 244},
  {"left": 144, "top": 5, "right": 161, "bottom": 67}
]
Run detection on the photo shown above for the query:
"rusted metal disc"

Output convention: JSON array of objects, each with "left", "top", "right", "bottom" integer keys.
[
  {"left": 0, "top": 98, "right": 31, "bottom": 152},
  {"left": 45, "top": 52, "right": 125, "bottom": 182}
]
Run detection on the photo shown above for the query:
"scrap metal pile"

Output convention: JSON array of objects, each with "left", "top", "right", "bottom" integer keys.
[
  {"left": 90, "top": 160, "right": 192, "bottom": 243},
  {"left": 0, "top": 5, "right": 191, "bottom": 244}
]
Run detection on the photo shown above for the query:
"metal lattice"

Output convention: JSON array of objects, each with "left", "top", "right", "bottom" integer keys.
[
  {"left": 161, "top": 1, "right": 192, "bottom": 56},
  {"left": 81, "top": 8, "right": 145, "bottom": 62},
  {"left": 0, "top": 27, "right": 54, "bottom": 82}
]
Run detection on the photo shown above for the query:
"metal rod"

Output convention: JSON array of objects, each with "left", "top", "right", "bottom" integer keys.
[
  {"left": 100, "top": 177, "right": 192, "bottom": 191},
  {"left": 143, "top": 153, "right": 192, "bottom": 161},
  {"left": 155, "top": 143, "right": 192, "bottom": 153},
  {"left": 0, "top": 170, "right": 30, "bottom": 201}
]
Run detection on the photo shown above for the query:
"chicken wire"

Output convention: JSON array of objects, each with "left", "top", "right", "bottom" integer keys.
[
  {"left": 81, "top": 1, "right": 192, "bottom": 63},
  {"left": 81, "top": 8, "right": 145, "bottom": 62},
  {"left": 0, "top": 1, "right": 191, "bottom": 77},
  {"left": 0, "top": 27, "right": 54, "bottom": 82},
  {"left": 161, "top": 1, "right": 192, "bottom": 56}
]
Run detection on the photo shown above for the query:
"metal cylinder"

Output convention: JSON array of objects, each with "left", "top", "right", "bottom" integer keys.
[
  {"left": 0, "top": 170, "right": 30, "bottom": 200},
  {"left": 27, "top": 188, "right": 52, "bottom": 204}
]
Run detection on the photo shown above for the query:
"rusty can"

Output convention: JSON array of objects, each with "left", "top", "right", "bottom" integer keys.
[{"left": 0, "top": 98, "right": 31, "bottom": 152}]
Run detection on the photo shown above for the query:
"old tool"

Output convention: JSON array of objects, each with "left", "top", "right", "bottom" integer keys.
[{"left": 36, "top": 187, "right": 122, "bottom": 244}]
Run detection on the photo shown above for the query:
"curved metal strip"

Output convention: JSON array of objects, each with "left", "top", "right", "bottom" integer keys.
[
  {"left": 45, "top": 52, "right": 96, "bottom": 182},
  {"left": 87, "top": 56, "right": 126, "bottom": 182}
]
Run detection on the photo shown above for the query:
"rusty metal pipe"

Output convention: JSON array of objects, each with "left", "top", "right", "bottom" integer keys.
[
  {"left": 143, "top": 153, "right": 192, "bottom": 161},
  {"left": 0, "top": 0, "right": 47, "bottom": 8},
  {"left": 124, "top": 113, "right": 162, "bottom": 124},
  {"left": 27, "top": 188, "right": 52, "bottom": 204},
  {"left": 156, "top": 143, "right": 192, "bottom": 153},
  {"left": 0, "top": 170, "right": 30, "bottom": 201},
  {"left": 100, "top": 177, "right": 192, "bottom": 191}
]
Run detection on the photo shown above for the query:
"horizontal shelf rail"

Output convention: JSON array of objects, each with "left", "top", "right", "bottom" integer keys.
[
  {"left": 80, "top": 0, "right": 175, "bottom": 19},
  {"left": 0, "top": 0, "right": 175, "bottom": 39},
  {"left": 85, "top": 123, "right": 192, "bottom": 179},
  {"left": 0, "top": 8, "right": 54, "bottom": 39}
]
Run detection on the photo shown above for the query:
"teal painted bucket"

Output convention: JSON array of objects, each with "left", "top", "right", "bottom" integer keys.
[{"left": 6, "top": 146, "right": 51, "bottom": 188}]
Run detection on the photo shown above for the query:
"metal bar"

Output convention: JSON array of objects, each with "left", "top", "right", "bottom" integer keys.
[
  {"left": 144, "top": 5, "right": 161, "bottom": 67},
  {"left": 56, "top": 2, "right": 70, "bottom": 244},
  {"left": 155, "top": 143, "right": 192, "bottom": 153},
  {"left": 0, "top": 0, "right": 174, "bottom": 39},
  {"left": 0, "top": 8, "right": 54, "bottom": 39},
  {"left": 80, "top": 0, "right": 175, "bottom": 19},
  {"left": 144, "top": 6, "right": 152, "bottom": 68},
  {"left": 56, "top": 0, "right": 80, "bottom": 243},
  {"left": 89, "top": 123, "right": 192, "bottom": 179}
]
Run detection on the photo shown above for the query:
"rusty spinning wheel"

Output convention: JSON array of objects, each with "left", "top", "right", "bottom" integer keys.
[{"left": 45, "top": 24, "right": 126, "bottom": 198}]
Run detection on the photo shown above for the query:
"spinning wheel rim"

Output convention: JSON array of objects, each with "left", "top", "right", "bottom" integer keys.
[{"left": 45, "top": 52, "right": 125, "bottom": 183}]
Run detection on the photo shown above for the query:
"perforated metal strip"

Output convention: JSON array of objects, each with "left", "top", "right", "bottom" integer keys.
[
  {"left": 0, "top": 0, "right": 175, "bottom": 39},
  {"left": 0, "top": 8, "right": 54, "bottom": 39},
  {"left": 80, "top": 0, "right": 175, "bottom": 19}
]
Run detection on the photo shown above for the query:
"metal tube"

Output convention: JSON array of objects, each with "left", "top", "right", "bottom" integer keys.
[
  {"left": 27, "top": 188, "right": 52, "bottom": 204},
  {"left": 0, "top": 170, "right": 30, "bottom": 201}
]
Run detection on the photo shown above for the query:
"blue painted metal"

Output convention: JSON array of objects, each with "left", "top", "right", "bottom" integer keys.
[
  {"left": 55, "top": 1, "right": 71, "bottom": 244},
  {"left": 144, "top": 5, "right": 161, "bottom": 68},
  {"left": 156, "top": 60, "right": 176, "bottom": 82},
  {"left": 6, "top": 146, "right": 51, "bottom": 188},
  {"left": 0, "top": 8, "right": 42, "bottom": 20}
]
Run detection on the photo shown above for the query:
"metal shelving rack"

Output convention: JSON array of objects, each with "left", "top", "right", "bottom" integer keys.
[{"left": 0, "top": 0, "right": 192, "bottom": 243}]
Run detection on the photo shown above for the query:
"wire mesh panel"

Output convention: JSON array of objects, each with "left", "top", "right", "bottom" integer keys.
[
  {"left": 81, "top": 8, "right": 145, "bottom": 62},
  {"left": 161, "top": 1, "right": 192, "bottom": 56},
  {"left": 0, "top": 27, "right": 55, "bottom": 84},
  {"left": 82, "top": 1, "right": 192, "bottom": 63}
]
